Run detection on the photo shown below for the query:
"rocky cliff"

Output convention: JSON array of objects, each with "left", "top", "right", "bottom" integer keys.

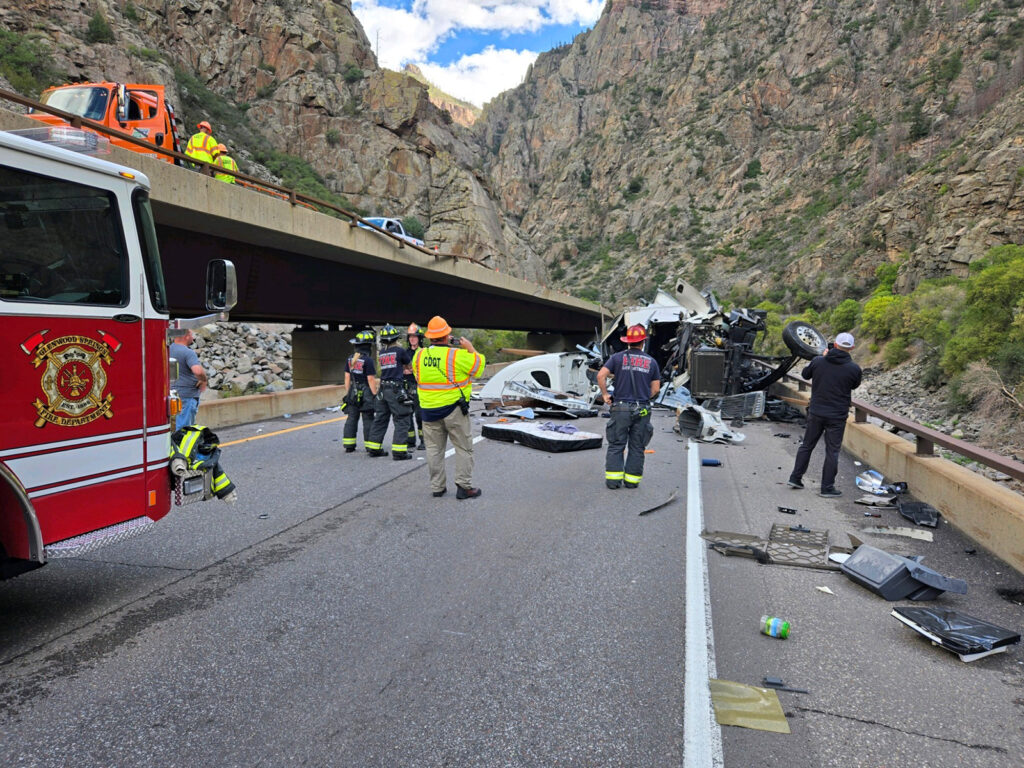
[
  {"left": 0, "top": 0, "right": 543, "bottom": 278},
  {"left": 478, "top": 0, "right": 1024, "bottom": 306}
]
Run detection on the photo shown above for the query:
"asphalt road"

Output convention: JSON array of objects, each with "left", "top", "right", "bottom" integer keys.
[{"left": 2, "top": 405, "right": 1023, "bottom": 766}]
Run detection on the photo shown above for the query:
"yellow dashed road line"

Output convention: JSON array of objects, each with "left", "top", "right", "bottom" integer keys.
[{"left": 220, "top": 416, "right": 346, "bottom": 447}]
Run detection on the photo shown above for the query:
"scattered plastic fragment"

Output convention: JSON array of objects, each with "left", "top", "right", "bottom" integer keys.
[
  {"left": 855, "top": 494, "right": 896, "bottom": 507},
  {"left": 638, "top": 490, "right": 679, "bottom": 517},
  {"left": 709, "top": 679, "right": 791, "bottom": 734},
  {"left": 854, "top": 461, "right": 863, "bottom": 466},
  {"left": 864, "top": 512, "right": 882, "bottom": 518},
  {"left": 283, "top": 413, "right": 291, "bottom": 418},
  {"left": 777, "top": 506, "right": 797, "bottom": 514},
  {"left": 702, "top": 458, "right": 722, "bottom": 466},
  {"left": 644, "top": 449, "right": 656, "bottom": 454},
  {"left": 816, "top": 586, "right": 835, "bottom": 596},
  {"left": 773, "top": 433, "right": 791, "bottom": 438},
  {"left": 856, "top": 469, "right": 908, "bottom": 496},
  {"left": 892, "top": 606, "right": 1021, "bottom": 662},
  {"left": 504, "top": 407, "right": 535, "bottom": 420},
  {"left": 862, "top": 526, "right": 934, "bottom": 542},
  {"left": 762, "top": 677, "right": 810, "bottom": 694},
  {"left": 828, "top": 552, "right": 851, "bottom": 564},
  {"left": 897, "top": 499, "right": 940, "bottom": 528},
  {"left": 325, "top": 405, "right": 341, "bottom": 412},
  {"left": 840, "top": 544, "right": 967, "bottom": 601}
]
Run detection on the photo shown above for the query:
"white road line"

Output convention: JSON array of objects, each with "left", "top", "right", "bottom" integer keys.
[
  {"left": 683, "top": 440, "right": 724, "bottom": 768},
  {"left": 444, "top": 434, "right": 484, "bottom": 458}
]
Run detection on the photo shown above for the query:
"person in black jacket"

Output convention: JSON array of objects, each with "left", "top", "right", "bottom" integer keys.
[{"left": 788, "top": 332, "right": 862, "bottom": 497}]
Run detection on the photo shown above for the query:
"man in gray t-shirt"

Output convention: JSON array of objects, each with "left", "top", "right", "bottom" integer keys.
[{"left": 170, "top": 329, "right": 207, "bottom": 429}]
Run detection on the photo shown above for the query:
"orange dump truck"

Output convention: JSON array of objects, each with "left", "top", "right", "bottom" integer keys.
[{"left": 29, "top": 82, "right": 183, "bottom": 163}]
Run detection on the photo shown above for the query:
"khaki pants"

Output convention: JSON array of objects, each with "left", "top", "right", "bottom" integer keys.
[{"left": 422, "top": 407, "right": 474, "bottom": 492}]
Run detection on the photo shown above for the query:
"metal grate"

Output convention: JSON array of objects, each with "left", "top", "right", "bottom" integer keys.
[{"left": 45, "top": 516, "right": 155, "bottom": 559}]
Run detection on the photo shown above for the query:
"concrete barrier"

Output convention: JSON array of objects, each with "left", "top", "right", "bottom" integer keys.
[
  {"left": 197, "top": 385, "right": 344, "bottom": 429},
  {"left": 774, "top": 383, "right": 1024, "bottom": 575}
]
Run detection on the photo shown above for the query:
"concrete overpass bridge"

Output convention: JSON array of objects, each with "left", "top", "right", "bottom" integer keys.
[{"left": 0, "top": 102, "right": 603, "bottom": 386}]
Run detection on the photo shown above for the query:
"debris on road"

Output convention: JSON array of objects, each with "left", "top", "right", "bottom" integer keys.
[
  {"left": 638, "top": 490, "right": 679, "bottom": 517},
  {"left": 864, "top": 511, "right": 882, "bottom": 518},
  {"left": 481, "top": 421, "right": 602, "bottom": 452},
  {"left": 892, "top": 606, "right": 1021, "bottom": 662},
  {"left": 702, "top": 525, "right": 856, "bottom": 571},
  {"left": 856, "top": 469, "right": 908, "bottom": 496},
  {"left": 495, "top": 380, "right": 597, "bottom": 418},
  {"left": 760, "top": 615, "right": 791, "bottom": 638},
  {"left": 675, "top": 404, "right": 745, "bottom": 443},
  {"left": 840, "top": 544, "right": 967, "bottom": 601},
  {"left": 816, "top": 586, "right": 836, "bottom": 596},
  {"left": 855, "top": 494, "right": 896, "bottom": 507},
  {"left": 862, "top": 526, "right": 935, "bottom": 542},
  {"left": 762, "top": 677, "right": 810, "bottom": 694},
  {"left": 777, "top": 506, "right": 797, "bottom": 514},
  {"left": 702, "top": 458, "right": 722, "bottom": 466},
  {"left": 709, "top": 679, "right": 791, "bottom": 734},
  {"left": 897, "top": 499, "right": 941, "bottom": 528},
  {"left": 773, "top": 432, "right": 791, "bottom": 438}
]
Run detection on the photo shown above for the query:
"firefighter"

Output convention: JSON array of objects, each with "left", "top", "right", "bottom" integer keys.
[
  {"left": 367, "top": 324, "right": 415, "bottom": 461},
  {"left": 597, "top": 325, "right": 661, "bottom": 489},
  {"left": 212, "top": 143, "right": 238, "bottom": 183},
  {"left": 170, "top": 425, "right": 237, "bottom": 504},
  {"left": 342, "top": 330, "right": 380, "bottom": 454},
  {"left": 185, "top": 120, "right": 218, "bottom": 168},
  {"left": 412, "top": 315, "right": 485, "bottom": 499},
  {"left": 404, "top": 322, "right": 427, "bottom": 451}
]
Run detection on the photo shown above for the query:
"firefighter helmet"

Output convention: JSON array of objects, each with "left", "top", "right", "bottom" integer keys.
[
  {"left": 351, "top": 329, "right": 375, "bottom": 346},
  {"left": 620, "top": 324, "right": 647, "bottom": 344},
  {"left": 425, "top": 316, "right": 452, "bottom": 339},
  {"left": 379, "top": 324, "right": 401, "bottom": 342},
  {"left": 407, "top": 323, "right": 424, "bottom": 338}
]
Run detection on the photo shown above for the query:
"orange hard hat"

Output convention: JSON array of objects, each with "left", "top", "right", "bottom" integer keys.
[
  {"left": 620, "top": 324, "right": 647, "bottom": 344},
  {"left": 198, "top": 121, "right": 212, "bottom": 132},
  {"left": 425, "top": 316, "right": 452, "bottom": 339},
  {"left": 214, "top": 143, "right": 227, "bottom": 154}
]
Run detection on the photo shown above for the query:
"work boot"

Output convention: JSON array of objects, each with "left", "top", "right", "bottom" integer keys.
[
  {"left": 417, "top": 439, "right": 426, "bottom": 451},
  {"left": 787, "top": 478, "right": 804, "bottom": 489},
  {"left": 393, "top": 452, "right": 412, "bottom": 461},
  {"left": 456, "top": 485, "right": 482, "bottom": 500},
  {"left": 819, "top": 487, "right": 842, "bottom": 497},
  {"left": 344, "top": 446, "right": 356, "bottom": 453},
  {"left": 606, "top": 480, "right": 622, "bottom": 490},
  {"left": 623, "top": 482, "right": 639, "bottom": 489},
  {"left": 367, "top": 449, "right": 388, "bottom": 458},
  {"left": 432, "top": 488, "right": 447, "bottom": 498}
]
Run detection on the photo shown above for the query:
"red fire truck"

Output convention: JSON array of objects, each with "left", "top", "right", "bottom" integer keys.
[{"left": 0, "top": 127, "right": 236, "bottom": 580}]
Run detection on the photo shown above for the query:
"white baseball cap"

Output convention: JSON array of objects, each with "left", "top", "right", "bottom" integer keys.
[{"left": 835, "top": 332, "right": 855, "bottom": 349}]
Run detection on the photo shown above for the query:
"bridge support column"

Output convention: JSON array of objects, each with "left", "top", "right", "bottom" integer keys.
[
  {"left": 526, "top": 332, "right": 594, "bottom": 353},
  {"left": 291, "top": 327, "right": 352, "bottom": 389}
]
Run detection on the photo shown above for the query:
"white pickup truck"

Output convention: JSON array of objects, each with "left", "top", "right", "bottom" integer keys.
[{"left": 357, "top": 217, "right": 425, "bottom": 247}]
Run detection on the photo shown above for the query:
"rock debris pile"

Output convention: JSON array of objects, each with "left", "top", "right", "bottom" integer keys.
[{"left": 193, "top": 322, "right": 293, "bottom": 396}]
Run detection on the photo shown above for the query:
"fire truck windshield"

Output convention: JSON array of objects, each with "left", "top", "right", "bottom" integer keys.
[
  {"left": 0, "top": 164, "right": 128, "bottom": 307},
  {"left": 41, "top": 86, "right": 111, "bottom": 122}
]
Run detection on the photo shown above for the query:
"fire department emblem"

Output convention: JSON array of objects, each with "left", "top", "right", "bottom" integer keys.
[{"left": 21, "top": 330, "right": 121, "bottom": 428}]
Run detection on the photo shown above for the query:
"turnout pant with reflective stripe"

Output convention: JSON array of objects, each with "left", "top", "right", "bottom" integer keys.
[
  {"left": 406, "top": 382, "right": 422, "bottom": 447},
  {"left": 369, "top": 386, "right": 413, "bottom": 453},
  {"left": 605, "top": 405, "right": 654, "bottom": 485},
  {"left": 342, "top": 384, "right": 375, "bottom": 448},
  {"left": 423, "top": 408, "right": 474, "bottom": 492}
]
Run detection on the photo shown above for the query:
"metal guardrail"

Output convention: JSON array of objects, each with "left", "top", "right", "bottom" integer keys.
[
  {"left": 0, "top": 87, "right": 486, "bottom": 267},
  {"left": 783, "top": 372, "right": 1024, "bottom": 483}
]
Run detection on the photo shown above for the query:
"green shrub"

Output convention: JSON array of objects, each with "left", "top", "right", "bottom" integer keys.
[
  {"left": 830, "top": 299, "right": 861, "bottom": 332},
  {"left": 85, "top": 11, "right": 116, "bottom": 44},
  {"left": 873, "top": 261, "right": 900, "bottom": 294},
  {"left": 883, "top": 336, "right": 910, "bottom": 367},
  {"left": 744, "top": 159, "right": 762, "bottom": 178},
  {"left": 401, "top": 216, "right": 425, "bottom": 240},
  {"left": 861, "top": 294, "right": 904, "bottom": 339},
  {"left": 325, "top": 128, "right": 341, "bottom": 146},
  {"left": 343, "top": 63, "right": 364, "bottom": 83},
  {"left": 0, "top": 29, "right": 64, "bottom": 97},
  {"left": 123, "top": 1, "right": 140, "bottom": 22}
]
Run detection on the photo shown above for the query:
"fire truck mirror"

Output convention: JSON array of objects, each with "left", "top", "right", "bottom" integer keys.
[
  {"left": 205, "top": 259, "right": 237, "bottom": 311},
  {"left": 168, "top": 356, "right": 180, "bottom": 383}
]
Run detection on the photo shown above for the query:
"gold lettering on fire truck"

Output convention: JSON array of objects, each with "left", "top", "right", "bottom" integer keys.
[{"left": 20, "top": 330, "right": 121, "bottom": 428}]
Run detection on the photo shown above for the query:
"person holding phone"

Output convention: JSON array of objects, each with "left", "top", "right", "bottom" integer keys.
[{"left": 412, "top": 316, "right": 485, "bottom": 499}]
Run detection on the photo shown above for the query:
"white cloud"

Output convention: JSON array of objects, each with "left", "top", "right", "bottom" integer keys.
[
  {"left": 416, "top": 47, "right": 540, "bottom": 106},
  {"left": 352, "top": 0, "right": 604, "bottom": 75}
]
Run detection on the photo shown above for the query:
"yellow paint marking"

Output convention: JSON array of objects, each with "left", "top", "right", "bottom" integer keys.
[{"left": 220, "top": 416, "right": 346, "bottom": 447}]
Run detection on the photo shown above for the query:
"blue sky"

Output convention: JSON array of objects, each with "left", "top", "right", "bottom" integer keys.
[{"left": 352, "top": 0, "right": 605, "bottom": 107}]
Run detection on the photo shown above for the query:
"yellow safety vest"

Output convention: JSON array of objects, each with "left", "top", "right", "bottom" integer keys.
[
  {"left": 413, "top": 345, "right": 485, "bottom": 409},
  {"left": 214, "top": 154, "right": 238, "bottom": 183},
  {"left": 185, "top": 131, "right": 217, "bottom": 164}
]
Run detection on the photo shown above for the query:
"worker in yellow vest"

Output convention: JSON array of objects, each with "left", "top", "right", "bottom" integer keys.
[
  {"left": 212, "top": 144, "right": 238, "bottom": 183},
  {"left": 185, "top": 120, "right": 217, "bottom": 168},
  {"left": 412, "top": 316, "right": 485, "bottom": 499}
]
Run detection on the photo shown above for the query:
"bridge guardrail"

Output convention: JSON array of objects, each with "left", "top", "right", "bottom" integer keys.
[
  {"left": 783, "top": 372, "right": 1024, "bottom": 483},
  {"left": 0, "top": 88, "right": 486, "bottom": 268}
]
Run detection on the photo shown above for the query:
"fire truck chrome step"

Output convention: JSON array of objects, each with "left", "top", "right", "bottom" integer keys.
[{"left": 44, "top": 516, "right": 155, "bottom": 559}]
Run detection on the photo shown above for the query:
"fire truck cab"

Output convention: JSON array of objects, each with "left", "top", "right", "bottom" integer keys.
[{"left": 0, "top": 128, "right": 234, "bottom": 580}]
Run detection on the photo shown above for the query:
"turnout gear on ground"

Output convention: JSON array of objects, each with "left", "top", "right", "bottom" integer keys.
[
  {"left": 169, "top": 425, "right": 236, "bottom": 500},
  {"left": 368, "top": 343, "right": 414, "bottom": 459}
]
